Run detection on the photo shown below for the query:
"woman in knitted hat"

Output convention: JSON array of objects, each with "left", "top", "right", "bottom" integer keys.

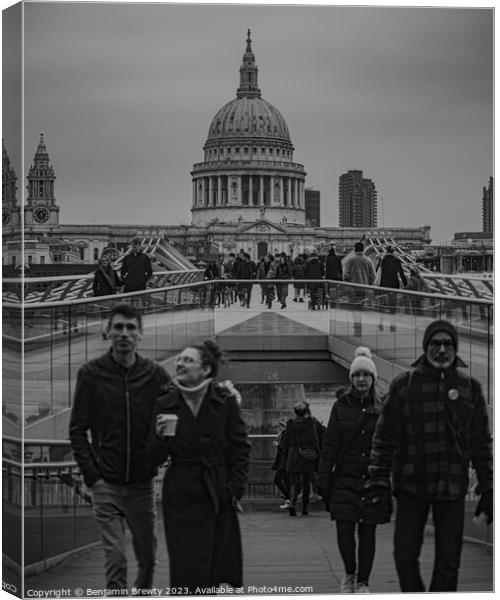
[{"left": 317, "top": 347, "right": 390, "bottom": 593}]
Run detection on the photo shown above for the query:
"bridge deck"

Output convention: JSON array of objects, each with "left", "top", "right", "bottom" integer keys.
[{"left": 25, "top": 504, "right": 492, "bottom": 595}]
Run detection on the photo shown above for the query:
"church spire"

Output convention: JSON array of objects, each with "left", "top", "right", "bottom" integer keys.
[
  {"left": 236, "top": 29, "right": 261, "bottom": 99},
  {"left": 27, "top": 133, "right": 56, "bottom": 206},
  {"left": 2, "top": 139, "right": 18, "bottom": 206}
]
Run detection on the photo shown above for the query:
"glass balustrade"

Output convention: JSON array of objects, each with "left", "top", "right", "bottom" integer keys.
[{"left": 2, "top": 277, "right": 493, "bottom": 568}]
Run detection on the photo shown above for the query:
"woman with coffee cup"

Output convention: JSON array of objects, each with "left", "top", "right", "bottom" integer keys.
[{"left": 150, "top": 340, "right": 251, "bottom": 594}]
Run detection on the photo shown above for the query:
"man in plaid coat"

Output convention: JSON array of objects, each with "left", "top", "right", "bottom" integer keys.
[{"left": 367, "top": 319, "right": 493, "bottom": 592}]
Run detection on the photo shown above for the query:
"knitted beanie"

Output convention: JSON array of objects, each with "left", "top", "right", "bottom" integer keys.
[
  {"left": 422, "top": 319, "right": 458, "bottom": 352},
  {"left": 349, "top": 347, "right": 377, "bottom": 381}
]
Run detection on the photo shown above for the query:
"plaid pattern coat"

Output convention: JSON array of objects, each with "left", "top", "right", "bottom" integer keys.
[{"left": 368, "top": 355, "right": 492, "bottom": 500}]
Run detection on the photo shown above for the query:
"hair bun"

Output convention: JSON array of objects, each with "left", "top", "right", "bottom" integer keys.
[
  {"left": 203, "top": 339, "right": 223, "bottom": 360},
  {"left": 354, "top": 346, "right": 373, "bottom": 359}
]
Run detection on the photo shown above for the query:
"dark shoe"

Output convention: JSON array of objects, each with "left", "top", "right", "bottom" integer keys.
[
  {"left": 293, "top": 298, "right": 298, "bottom": 302},
  {"left": 289, "top": 507, "right": 297, "bottom": 516},
  {"left": 302, "top": 508, "right": 309, "bottom": 515},
  {"left": 299, "top": 298, "right": 304, "bottom": 303},
  {"left": 281, "top": 303, "right": 286, "bottom": 309}
]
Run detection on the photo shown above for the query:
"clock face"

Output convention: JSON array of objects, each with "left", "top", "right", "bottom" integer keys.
[
  {"left": 2, "top": 208, "right": 11, "bottom": 225},
  {"left": 33, "top": 206, "right": 50, "bottom": 224}
]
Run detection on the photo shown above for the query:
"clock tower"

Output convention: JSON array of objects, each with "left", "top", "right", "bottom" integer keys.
[
  {"left": 2, "top": 140, "right": 21, "bottom": 228},
  {"left": 25, "top": 134, "right": 60, "bottom": 229}
]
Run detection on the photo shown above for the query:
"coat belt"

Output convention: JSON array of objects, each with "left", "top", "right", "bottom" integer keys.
[{"left": 171, "top": 456, "right": 225, "bottom": 514}]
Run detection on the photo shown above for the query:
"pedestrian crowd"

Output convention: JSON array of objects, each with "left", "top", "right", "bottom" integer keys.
[
  {"left": 200, "top": 242, "right": 432, "bottom": 318},
  {"left": 73, "top": 242, "right": 490, "bottom": 596}
]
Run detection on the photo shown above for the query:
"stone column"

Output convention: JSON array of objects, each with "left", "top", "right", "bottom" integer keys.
[
  {"left": 202, "top": 178, "right": 206, "bottom": 207},
  {"left": 249, "top": 176, "right": 253, "bottom": 206},
  {"left": 208, "top": 177, "right": 214, "bottom": 207},
  {"left": 237, "top": 176, "right": 242, "bottom": 205},
  {"left": 270, "top": 176, "right": 275, "bottom": 205},
  {"left": 192, "top": 180, "right": 196, "bottom": 207},
  {"left": 217, "top": 176, "right": 222, "bottom": 206},
  {"left": 260, "top": 176, "right": 264, "bottom": 205},
  {"left": 279, "top": 178, "right": 284, "bottom": 207}
]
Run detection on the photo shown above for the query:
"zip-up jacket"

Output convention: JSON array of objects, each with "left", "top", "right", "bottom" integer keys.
[{"left": 69, "top": 350, "right": 171, "bottom": 486}]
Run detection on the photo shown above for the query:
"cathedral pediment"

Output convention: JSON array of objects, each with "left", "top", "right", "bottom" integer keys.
[{"left": 237, "top": 219, "right": 288, "bottom": 234}]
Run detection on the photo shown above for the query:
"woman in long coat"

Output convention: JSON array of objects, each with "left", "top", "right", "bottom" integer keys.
[
  {"left": 150, "top": 340, "right": 251, "bottom": 593},
  {"left": 92, "top": 255, "right": 121, "bottom": 338},
  {"left": 317, "top": 347, "right": 390, "bottom": 593}
]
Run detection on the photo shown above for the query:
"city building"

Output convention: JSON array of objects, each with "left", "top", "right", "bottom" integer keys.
[
  {"left": 2, "top": 33, "right": 431, "bottom": 270},
  {"left": 338, "top": 169, "right": 377, "bottom": 228},
  {"left": 305, "top": 188, "right": 320, "bottom": 227},
  {"left": 482, "top": 176, "right": 493, "bottom": 233}
]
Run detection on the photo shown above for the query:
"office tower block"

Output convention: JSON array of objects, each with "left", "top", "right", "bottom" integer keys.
[
  {"left": 305, "top": 188, "right": 320, "bottom": 226},
  {"left": 338, "top": 170, "right": 377, "bottom": 228},
  {"left": 482, "top": 176, "right": 493, "bottom": 233}
]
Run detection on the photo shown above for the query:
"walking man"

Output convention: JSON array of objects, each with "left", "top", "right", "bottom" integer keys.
[
  {"left": 69, "top": 303, "right": 171, "bottom": 593},
  {"left": 376, "top": 245, "right": 408, "bottom": 331},
  {"left": 121, "top": 238, "right": 153, "bottom": 293},
  {"left": 343, "top": 242, "right": 376, "bottom": 335},
  {"left": 367, "top": 319, "right": 493, "bottom": 592}
]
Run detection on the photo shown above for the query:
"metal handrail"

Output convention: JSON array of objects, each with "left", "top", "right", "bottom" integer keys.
[
  {"left": 4, "top": 278, "right": 493, "bottom": 309},
  {"left": 2, "top": 269, "right": 202, "bottom": 285}
]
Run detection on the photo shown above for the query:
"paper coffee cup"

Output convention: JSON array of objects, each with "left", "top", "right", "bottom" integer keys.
[{"left": 156, "top": 413, "right": 178, "bottom": 437}]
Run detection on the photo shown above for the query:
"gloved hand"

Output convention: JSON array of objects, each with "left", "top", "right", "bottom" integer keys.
[
  {"left": 475, "top": 490, "right": 493, "bottom": 524},
  {"left": 363, "top": 485, "right": 393, "bottom": 522}
]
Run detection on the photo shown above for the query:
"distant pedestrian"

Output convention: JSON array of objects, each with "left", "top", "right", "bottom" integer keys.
[
  {"left": 368, "top": 320, "right": 493, "bottom": 592},
  {"left": 121, "top": 238, "right": 153, "bottom": 293},
  {"left": 257, "top": 255, "right": 273, "bottom": 306},
  {"left": 282, "top": 402, "right": 321, "bottom": 516},
  {"left": 343, "top": 242, "right": 376, "bottom": 287},
  {"left": 325, "top": 246, "right": 343, "bottom": 282},
  {"left": 405, "top": 266, "right": 430, "bottom": 316},
  {"left": 317, "top": 347, "right": 390, "bottom": 593},
  {"left": 234, "top": 253, "right": 255, "bottom": 307},
  {"left": 343, "top": 242, "right": 376, "bottom": 335},
  {"left": 92, "top": 255, "right": 122, "bottom": 338},
  {"left": 292, "top": 255, "right": 306, "bottom": 303},
  {"left": 271, "top": 420, "right": 291, "bottom": 509},
  {"left": 376, "top": 246, "right": 407, "bottom": 330},
  {"left": 276, "top": 254, "right": 291, "bottom": 309},
  {"left": 305, "top": 251, "right": 324, "bottom": 310},
  {"left": 325, "top": 246, "right": 343, "bottom": 306},
  {"left": 204, "top": 261, "right": 220, "bottom": 308}
]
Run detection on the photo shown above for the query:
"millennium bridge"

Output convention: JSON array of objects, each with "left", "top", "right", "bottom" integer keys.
[{"left": 2, "top": 246, "right": 493, "bottom": 595}]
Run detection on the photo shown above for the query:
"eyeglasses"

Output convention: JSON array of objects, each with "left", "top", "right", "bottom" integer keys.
[{"left": 428, "top": 339, "right": 454, "bottom": 349}]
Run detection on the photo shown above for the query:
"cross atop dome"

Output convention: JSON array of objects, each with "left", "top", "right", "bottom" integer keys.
[{"left": 236, "top": 29, "right": 261, "bottom": 99}]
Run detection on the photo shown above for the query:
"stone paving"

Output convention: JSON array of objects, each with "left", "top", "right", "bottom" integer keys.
[{"left": 25, "top": 503, "right": 493, "bottom": 596}]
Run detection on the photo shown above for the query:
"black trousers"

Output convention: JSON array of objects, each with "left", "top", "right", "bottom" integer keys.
[
  {"left": 336, "top": 521, "right": 377, "bottom": 584},
  {"left": 394, "top": 492, "right": 465, "bottom": 592},
  {"left": 289, "top": 472, "right": 312, "bottom": 509}
]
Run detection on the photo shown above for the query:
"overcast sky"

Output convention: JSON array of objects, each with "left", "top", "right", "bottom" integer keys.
[{"left": 2, "top": 2, "right": 493, "bottom": 243}]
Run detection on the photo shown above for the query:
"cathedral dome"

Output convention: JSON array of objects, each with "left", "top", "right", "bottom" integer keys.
[
  {"left": 206, "top": 96, "right": 291, "bottom": 145},
  {"left": 191, "top": 30, "right": 306, "bottom": 229}
]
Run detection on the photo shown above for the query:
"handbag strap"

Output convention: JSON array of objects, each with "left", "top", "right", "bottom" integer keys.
[{"left": 332, "top": 411, "right": 371, "bottom": 475}]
